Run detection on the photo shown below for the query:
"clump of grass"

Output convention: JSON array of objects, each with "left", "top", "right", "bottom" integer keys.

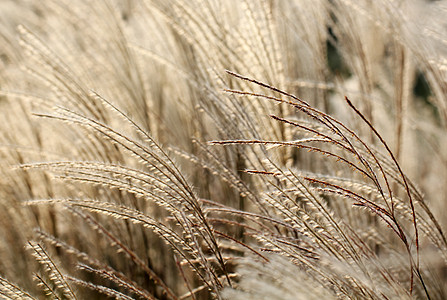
[{"left": 0, "top": 0, "right": 446, "bottom": 299}]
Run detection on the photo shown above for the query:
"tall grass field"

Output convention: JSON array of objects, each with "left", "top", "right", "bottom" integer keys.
[{"left": 1, "top": 0, "right": 447, "bottom": 299}]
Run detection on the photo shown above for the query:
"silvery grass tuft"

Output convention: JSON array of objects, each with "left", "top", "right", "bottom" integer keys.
[{"left": 0, "top": 0, "right": 446, "bottom": 299}]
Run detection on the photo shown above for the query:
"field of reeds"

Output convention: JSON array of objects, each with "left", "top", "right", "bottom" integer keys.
[{"left": 1, "top": 0, "right": 447, "bottom": 299}]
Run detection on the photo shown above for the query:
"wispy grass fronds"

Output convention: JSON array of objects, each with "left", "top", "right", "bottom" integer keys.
[
  {"left": 1, "top": 0, "right": 447, "bottom": 299},
  {"left": 67, "top": 276, "right": 136, "bottom": 300},
  {"left": 28, "top": 241, "right": 77, "bottom": 299},
  {"left": 23, "top": 101, "right": 233, "bottom": 293},
  {"left": 0, "top": 276, "right": 36, "bottom": 300},
  {"left": 76, "top": 264, "right": 155, "bottom": 300},
  {"left": 222, "top": 255, "right": 341, "bottom": 300},
  {"left": 34, "top": 227, "right": 163, "bottom": 300},
  {"left": 212, "top": 72, "right": 446, "bottom": 298}
]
